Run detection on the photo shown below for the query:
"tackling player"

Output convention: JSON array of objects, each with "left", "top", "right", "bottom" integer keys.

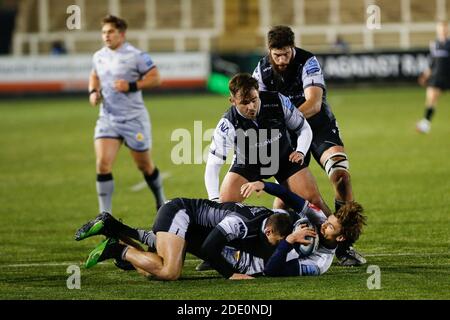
[
  {"left": 74, "top": 198, "right": 296, "bottom": 280},
  {"left": 417, "top": 21, "right": 450, "bottom": 133},
  {"left": 252, "top": 26, "right": 363, "bottom": 266},
  {"left": 204, "top": 73, "right": 331, "bottom": 215},
  {"left": 89, "top": 15, "right": 166, "bottom": 214}
]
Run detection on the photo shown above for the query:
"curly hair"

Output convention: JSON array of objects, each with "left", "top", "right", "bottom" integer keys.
[
  {"left": 268, "top": 25, "right": 295, "bottom": 49},
  {"left": 102, "top": 15, "right": 128, "bottom": 32},
  {"left": 335, "top": 201, "right": 367, "bottom": 243}
]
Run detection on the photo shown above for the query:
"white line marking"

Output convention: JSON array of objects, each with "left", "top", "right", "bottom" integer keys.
[
  {"left": 130, "top": 172, "right": 171, "bottom": 192},
  {"left": 0, "top": 253, "right": 446, "bottom": 268}
]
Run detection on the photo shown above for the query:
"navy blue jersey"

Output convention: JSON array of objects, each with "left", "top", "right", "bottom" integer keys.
[
  {"left": 429, "top": 38, "right": 450, "bottom": 80},
  {"left": 253, "top": 47, "right": 336, "bottom": 130}
]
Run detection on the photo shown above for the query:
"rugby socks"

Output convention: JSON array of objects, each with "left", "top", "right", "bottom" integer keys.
[
  {"left": 137, "top": 229, "right": 156, "bottom": 250},
  {"left": 335, "top": 240, "right": 352, "bottom": 258},
  {"left": 335, "top": 199, "right": 346, "bottom": 212},
  {"left": 96, "top": 173, "right": 114, "bottom": 214},
  {"left": 144, "top": 168, "right": 166, "bottom": 209},
  {"left": 104, "top": 242, "right": 127, "bottom": 260},
  {"left": 424, "top": 106, "right": 435, "bottom": 122}
]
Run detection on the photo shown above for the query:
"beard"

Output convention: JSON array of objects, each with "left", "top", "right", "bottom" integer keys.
[{"left": 270, "top": 54, "right": 291, "bottom": 74}]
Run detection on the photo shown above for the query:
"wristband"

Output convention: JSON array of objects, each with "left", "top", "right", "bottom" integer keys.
[
  {"left": 128, "top": 82, "right": 138, "bottom": 92},
  {"left": 89, "top": 89, "right": 98, "bottom": 95}
]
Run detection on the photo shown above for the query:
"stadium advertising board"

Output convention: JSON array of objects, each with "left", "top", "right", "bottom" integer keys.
[
  {"left": 214, "top": 50, "right": 429, "bottom": 84},
  {"left": 0, "top": 52, "right": 210, "bottom": 93}
]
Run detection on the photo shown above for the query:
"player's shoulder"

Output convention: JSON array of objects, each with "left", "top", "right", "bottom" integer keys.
[
  {"left": 259, "top": 90, "right": 285, "bottom": 105},
  {"left": 93, "top": 47, "right": 107, "bottom": 59},
  {"left": 122, "top": 42, "right": 142, "bottom": 54},
  {"left": 294, "top": 47, "right": 315, "bottom": 61}
]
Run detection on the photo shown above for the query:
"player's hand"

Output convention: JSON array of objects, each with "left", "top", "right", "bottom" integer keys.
[
  {"left": 89, "top": 91, "right": 102, "bottom": 106},
  {"left": 229, "top": 273, "right": 255, "bottom": 280},
  {"left": 114, "top": 79, "right": 129, "bottom": 92},
  {"left": 289, "top": 151, "right": 304, "bottom": 165},
  {"left": 286, "top": 225, "right": 317, "bottom": 245},
  {"left": 240, "top": 181, "right": 264, "bottom": 199}
]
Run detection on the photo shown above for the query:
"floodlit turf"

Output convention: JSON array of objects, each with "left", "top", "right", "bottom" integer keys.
[{"left": 0, "top": 87, "right": 449, "bottom": 300}]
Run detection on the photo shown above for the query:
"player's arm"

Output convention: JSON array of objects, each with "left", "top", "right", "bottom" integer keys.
[
  {"left": 297, "top": 56, "right": 326, "bottom": 118},
  {"left": 280, "top": 93, "right": 313, "bottom": 163},
  {"left": 264, "top": 227, "right": 317, "bottom": 277},
  {"left": 200, "top": 228, "right": 240, "bottom": 278},
  {"left": 204, "top": 118, "right": 234, "bottom": 201},
  {"left": 298, "top": 86, "right": 323, "bottom": 118},
  {"left": 88, "top": 70, "right": 102, "bottom": 107},
  {"left": 252, "top": 63, "right": 268, "bottom": 91},
  {"left": 115, "top": 52, "right": 161, "bottom": 92},
  {"left": 263, "top": 240, "right": 299, "bottom": 276},
  {"left": 137, "top": 66, "right": 161, "bottom": 89},
  {"left": 201, "top": 215, "right": 250, "bottom": 279},
  {"left": 241, "top": 181, "right": 308, "bottom": 214}
]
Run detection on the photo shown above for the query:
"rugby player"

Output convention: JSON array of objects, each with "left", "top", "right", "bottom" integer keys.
[
  {"left": 225, "top": 181, "right": 366, "bottom": 276},
  {"left": 204, "top": 73, "right": 331, "bottom": 215},
  {"left": 417, "top": 21, "right": 450, "bottom": 134},
  {"left": 74, "top": 199, "right": 298, "bottom": 280},
  {"left": 89, "top": 15, "right": 166, "bottom": 214},
  {"left": 252, "top": 26, "right": 364, "bottom": 266}
]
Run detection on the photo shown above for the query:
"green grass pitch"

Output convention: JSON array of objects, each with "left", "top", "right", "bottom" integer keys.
[{"left": 0, "top": 87, "right": 449, "bottom": 300}]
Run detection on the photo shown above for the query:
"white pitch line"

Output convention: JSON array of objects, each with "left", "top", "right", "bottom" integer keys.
[
  {"left": 130, "top": 172, "right": 171, "bottom": 192},
  {"left": 0, "top": 253, "right": 447, "bottom": 268},
  {"left": 364, "top": 252, "right": 446, "bottom": 257}
]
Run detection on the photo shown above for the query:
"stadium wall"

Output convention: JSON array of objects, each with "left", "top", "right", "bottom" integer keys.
[
  {"left": 0, "top": 49, "right": 430, "bottom": 96},
  {"left": 0, "top": 52, "right": 210, "bottom": 94}
]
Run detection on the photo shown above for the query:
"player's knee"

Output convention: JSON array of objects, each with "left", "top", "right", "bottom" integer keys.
[
  {"left": 331, "top": 170, "right": 351, "bottom": 187},
  {"left": 273, "top": 197, "right": 285, "bottom": 209},
  {"left": 323, "top": 153, "right": 350, "bottom": 178},
  {"left": 309, "top": 194, "right": 325, "bottom": 208},
  {"left": 158, "top": 268, "right": 181, "bottom": 281},
  {"left": 96, "top": 159, "right": 112, "bottom": 174},
  {"left": 136, "top": 162, "right": 151, "bottom": 174}
]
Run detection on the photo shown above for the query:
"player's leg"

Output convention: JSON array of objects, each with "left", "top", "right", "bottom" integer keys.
[
  {"left": 124, "top": 232, "right": 186, "bottom": 280},
  {"left": 95, "top": 138, "right": 122, "bottom": 213},
  {"left": 219, "top": 172, "right": 249, "bottom": 202},
  {"left": 281, "top": 167, "right": 332, "bottom": 216},
  {"left": 320, "top": 145, "right": 352, "bottom": 211},
  {"left": 130, "top": 149, "right": 166, "bottom": 210},
  {"left": 417, "top": 86, "right": 441, "bottom": 133}
]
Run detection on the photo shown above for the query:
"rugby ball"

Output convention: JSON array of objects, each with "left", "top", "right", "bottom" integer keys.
[{"left": 292, "top": 218, "right": 320, "bottom": 257}]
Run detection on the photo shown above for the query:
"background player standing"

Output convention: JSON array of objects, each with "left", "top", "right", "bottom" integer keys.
[
  {"left": 417, "top": 21, "right": 450, "bottom": 134},
  {"left": 252, "top": 26, "right": 364, "bottom": 266},
  {"left": 89, "top": 15, "right": 166, "bottom": 214}
]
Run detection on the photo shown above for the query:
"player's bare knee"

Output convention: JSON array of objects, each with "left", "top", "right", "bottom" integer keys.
[
  {"left": 158, "top": 269, "right": 181, "bottom": 281},
  {"left": 273, "top": 197, "right": 285, "bottom": 209},
  {"left": 96, "top": 160, "right": 112, "bottom": 174},
  {"left": 331, "top": 170, "right": 350, "bottom": 186}
]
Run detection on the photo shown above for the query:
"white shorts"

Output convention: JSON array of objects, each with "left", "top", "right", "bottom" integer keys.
[{"left": 94, "top": 113, "right": 152, "bottom": 152}]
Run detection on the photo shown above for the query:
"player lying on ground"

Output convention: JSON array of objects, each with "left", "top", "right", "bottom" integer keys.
[
  {"left": 75, "top": 198, "right": 307, "bottom": 280},
  {"left": 227, "top": 181, "right": 367, "bottom": 276}
]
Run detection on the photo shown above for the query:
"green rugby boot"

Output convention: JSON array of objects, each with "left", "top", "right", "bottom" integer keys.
[{"left": 85, "top": 238, "right": 119, "bottom": 269}]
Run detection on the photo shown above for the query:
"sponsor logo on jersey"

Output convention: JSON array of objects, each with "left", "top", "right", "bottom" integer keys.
[
  {"left": 262, "top": 103, "right": 278, "bottom": 108},
  {"left": 136, "top": 132, "right": 144, "bottom": 141},
  {"left": 305, "top": 57, "right": 321, "bottom": 75},
  {"left": 219, "top": 121, "right": 229, "bottom": 134}
]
